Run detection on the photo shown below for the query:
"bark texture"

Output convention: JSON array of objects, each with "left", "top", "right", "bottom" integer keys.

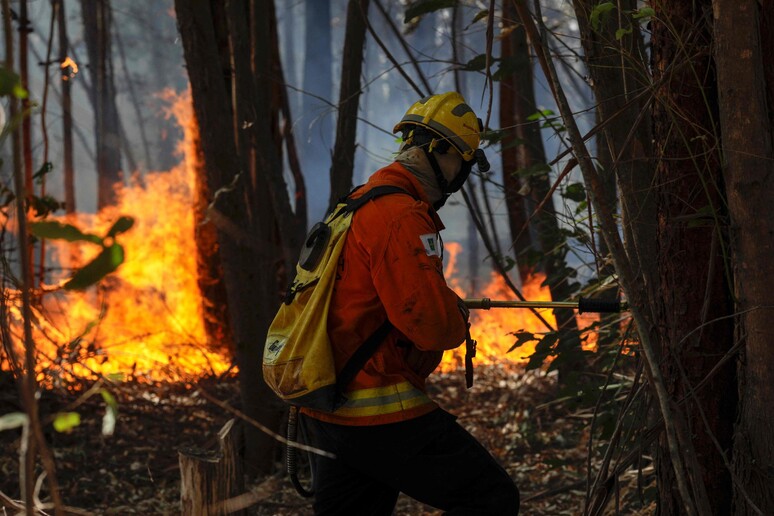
[
  {"left": 80, "top": 0, "right": 123, "bottom": 209},
  {"left": 175, "top": 0, "right": 296, "bottom": 476},
  {"left": 179, "top": 419, "right": 244, "bottom": 515},
  {"left": 651, "top": 1, "right": 736, "bottom": 513},
  {"left": 714, "top": 1, "right": 774, "bottom": 513}
]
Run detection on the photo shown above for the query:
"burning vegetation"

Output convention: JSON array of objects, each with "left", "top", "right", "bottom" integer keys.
[
  {"left": 2, "top": 91, "right": 231, "bottom": 387},
  {"left": 1, "top": 89, "right": 600, "bottom": 390}
]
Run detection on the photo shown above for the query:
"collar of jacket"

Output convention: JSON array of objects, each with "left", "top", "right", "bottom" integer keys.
[{"left": 352, "top": 162, "right": 446, "bottom": 231}]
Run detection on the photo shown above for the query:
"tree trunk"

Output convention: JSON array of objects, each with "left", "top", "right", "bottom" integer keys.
[
  {"left": 80, "top": 0, "right": 122, "bottom": 209},
  {"left": 713, "top": 1, "right": 774, "bottom": 514},
  {"left": 303, "top": 0, "right": 333, "bottom": 221},
  {"left": 179, "top": 419, "right": 244, "bottom": 516},
  {"left": 502, "top": 1, "right": 581, "bottom": 378},
  {"left": 499, "top": 0, "right": 536, "bottom": 285},
  {"left": 327, "top": 0, "right": 370, "bottom": 212},
  {"left": 18, "top": 0, "right": 35, "bottom": 288},
  {"left": 452, "top": 3, "right": 480, "bottom": 293},
  {"left": 187, "top": 98, "right": 233, "bottom": 356},
  {"left": 56, "top": 0, "right": 76, "bottom": 215},
  {"left": 175, "top": 0, "right": 287, "bottom": 474},
  {"left": 570, "top": 0, "right": 655, "bottom": 310},
  {"left": 651, "top": 1, "right": 737, "bottom": 513}
]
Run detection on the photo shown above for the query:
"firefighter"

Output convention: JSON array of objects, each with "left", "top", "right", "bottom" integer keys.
[{"left": 301, "top": 92, "right": 520, "bottom": 515}]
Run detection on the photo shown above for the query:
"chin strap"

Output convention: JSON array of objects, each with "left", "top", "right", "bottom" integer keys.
[{"left": 421, "top": 147, "right": 452, "bottom": 210}]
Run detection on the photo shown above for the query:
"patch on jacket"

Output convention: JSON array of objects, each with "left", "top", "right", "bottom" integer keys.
[{"left": 420, "top": 233, "right": 441, "bottom": 257}]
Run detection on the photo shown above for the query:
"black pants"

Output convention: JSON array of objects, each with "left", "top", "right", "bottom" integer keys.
[{"left": 301, "top": 409, "right": 520, "bottom": 515}]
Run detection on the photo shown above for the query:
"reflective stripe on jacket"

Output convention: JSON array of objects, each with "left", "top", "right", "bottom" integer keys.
[{"left": 302, "top": 163, "right": 467, "bottom": 426}]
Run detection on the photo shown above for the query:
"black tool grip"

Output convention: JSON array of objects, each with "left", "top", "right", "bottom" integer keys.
[{"left": 578, "top": 297, "right": 624, "bottom": 314}]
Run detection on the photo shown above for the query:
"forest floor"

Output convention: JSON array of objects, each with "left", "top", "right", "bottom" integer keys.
[{"left": 0, "top": 365, "right": 655, "bottom": 515}]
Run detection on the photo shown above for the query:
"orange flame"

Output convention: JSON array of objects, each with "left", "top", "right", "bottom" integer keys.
[
  {"left": 440, "top": 242, "right": 598, "bottom": 373},
  {"left": 2, "top": 89, "right": 231, "bottom": 385},
  {"left": 2, "top": 88, "right": 601, "bottom": 387},
  {"left": 60, "top": 56, "right": 78, "bottom": 81}
]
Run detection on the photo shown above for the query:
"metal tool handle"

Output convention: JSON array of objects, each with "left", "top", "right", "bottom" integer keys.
[{"left": 464, "top": 297, "right": 627, "bottom": 313}]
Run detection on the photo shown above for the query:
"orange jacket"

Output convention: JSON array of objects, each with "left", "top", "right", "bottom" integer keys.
[{"left": 302, "top": 162, "right": 467, "bottom": 425}]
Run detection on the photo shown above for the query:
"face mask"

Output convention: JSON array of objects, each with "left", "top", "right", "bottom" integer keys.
[{"left": 402, "top": 127, "right": 488, "bottom": 209}]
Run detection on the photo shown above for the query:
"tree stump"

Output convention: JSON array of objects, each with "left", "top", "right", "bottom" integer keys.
[{"left": 179, "top": 418, "right": 245, "bottom": 515}]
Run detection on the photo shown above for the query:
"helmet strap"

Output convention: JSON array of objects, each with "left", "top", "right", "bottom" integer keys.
[{"left": 421, "top": 147, "right": 451, "bottom": 210}]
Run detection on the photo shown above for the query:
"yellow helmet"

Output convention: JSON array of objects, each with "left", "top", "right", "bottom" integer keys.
[{"left": 393, "top": 92, "right": 481, "bottom": 161}]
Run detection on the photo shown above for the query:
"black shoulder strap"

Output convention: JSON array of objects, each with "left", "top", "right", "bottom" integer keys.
[
  {"left": 335, "top": 184, "right": 414, "bottom": 395},
  {"left": 342, "top": 184, "right": 412, "bottom": 214},
  {"left": 336, "top": 318, "right": 394, "bottom": 394}
]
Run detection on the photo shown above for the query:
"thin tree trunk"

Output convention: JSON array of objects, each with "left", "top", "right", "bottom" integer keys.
[
  {"left": 452, "top": 3, "right": 480, "bottom": 294},
  {"left": 56, "top": 0, "right": 76, "bottom": 214},
  {"left": 714, "top": 1, "right": 774, "bottom": 514},
  {"left": 327, "top": 0, "right": 370, "bottom": 212},
  {"left": 80, "top": 0, "right": 122, "bottom": 209},
  {"left": 18, "top": 0, "right": 35, "bottom": 290},
  {"left": 571, "top": 0, "right": 655, "bottom": 307},
  {"left": 500, "top": 0, "right": 535, "bottom": 285},
  {"left": 112, "top": 11, "right": 152, "bottom": 172},
  {"left": 502, "top": 0, "right": 581, "bottom": 378}
]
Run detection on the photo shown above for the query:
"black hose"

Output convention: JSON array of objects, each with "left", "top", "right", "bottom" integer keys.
[{"left": 287, "top": 406, "right": 314, "bottom": 498}]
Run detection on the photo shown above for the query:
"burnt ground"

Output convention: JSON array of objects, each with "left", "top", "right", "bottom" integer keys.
[{"left": 0, "top": 365, "right": 655, "bottom": 515}]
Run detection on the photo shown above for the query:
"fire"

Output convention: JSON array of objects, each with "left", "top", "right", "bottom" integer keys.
[
  {"left": 2, "top": 89, "right": 231, "bottom": 386},
  {"left": 440, "top": 242, "right": 598, "bottom": 373},
  {"left": 1, "top": 87, "right": 601, "bottom": 387},
  {"left": 60, "top": 56, "right": 78, "bottom": 81}
]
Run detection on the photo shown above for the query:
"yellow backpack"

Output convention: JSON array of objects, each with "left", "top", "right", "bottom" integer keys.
[{"left": 263, "top": 185, "right": 411, "bottom": 411}]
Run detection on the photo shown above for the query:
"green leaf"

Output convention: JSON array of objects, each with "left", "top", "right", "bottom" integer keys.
[
  {"left": 105, "top": 216, "right": 135, "bottom": 238},
  {"left": 0, "top": 412, "right": 28, "bottom": 431},
  {"left": 508, "top": 331, "right": 538, "bottom": 353},
  {"left": 100, "top": 389, "right": 118, "bottom": 436},
  {"left": 463, "top": 54, "right": 488, "bottom": 72},
  {"left": 562, "top": 182, "right": 587, "bottom": 202},
  {"left": 493, "top": 55, "right": 527, "bottom": 81},
  {"left": 527, "top": 109, "right": 555, "bottom": 121},
  {"left": 0, "top": 185, "right": 15, "bottom": 208},
  {"left": 28, "top": 195, "right": 66, "bottom": 218},
  {"left": 53, "top": 412, "right": 81, "bottom": 432},
  {"left": 514, "top": 162, "right": 551, "bottom": 178},
  {"left": 471, "top": 10, "right": 489, "bottom": 24},
  {"left": 64, "top": 243, "right": 125, "bottom": 290},
  {"left": 29, "top": 221, "right": 103, "bottom": 244},
  {"left": 100, "top": 389, "right": 119, "bottom": 413},
  {"left": 590, "top": 2, "right": 616, "bottom": 31},
  {"left": 633, "top": 7, "right": 655, "bottom": 20},
  {"left": 33, "top": 162, "right": 54, "bottom": 184},
  {"left": 0, "top": 67, "right": 27, "bottom": 99},
  {"left": 13, "top": 83, "right": 28, "bottom": 99},
  {"left": 615, "top": 27, "right": 633, "bottom": 40},
  {"left": 525, "top": 333, "right": 558, "bottom": 371},
  {"left": 404, "top": 0, "right": 457, "bottom": 23}
]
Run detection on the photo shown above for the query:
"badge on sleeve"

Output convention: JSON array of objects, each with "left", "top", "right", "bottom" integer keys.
[{"left": 420, "top": 233, "right": 441, "bottom": 257}]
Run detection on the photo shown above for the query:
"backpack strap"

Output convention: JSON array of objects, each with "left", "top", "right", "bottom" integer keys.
[
  {"left": 342, "top": 184, "right": 411, "bottom": 214},
  {"left": 337, "top": 318, "right": 394, "bottom": 394},
  {"left": 335, "top": 184, "right": 414, "bottom": 395}
]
